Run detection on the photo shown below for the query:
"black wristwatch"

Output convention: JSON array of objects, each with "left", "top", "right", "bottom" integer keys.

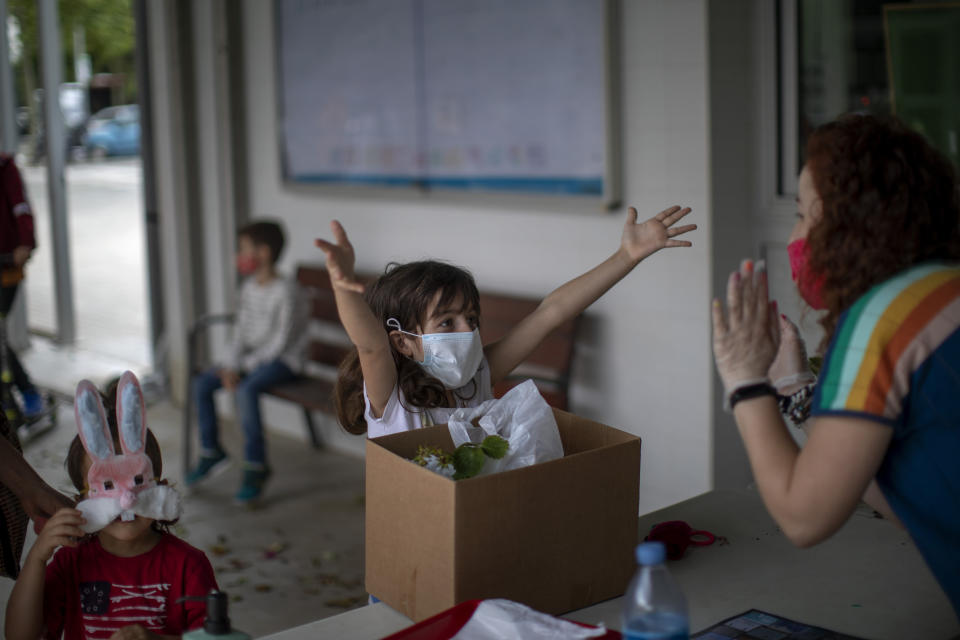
[{"left": 728, "top": 382, "right": 777, "bottom": 411}]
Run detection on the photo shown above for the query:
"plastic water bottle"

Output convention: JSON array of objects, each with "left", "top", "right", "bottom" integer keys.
[{"left": 622, "top": 541, "right": 689, "bottom": 640}]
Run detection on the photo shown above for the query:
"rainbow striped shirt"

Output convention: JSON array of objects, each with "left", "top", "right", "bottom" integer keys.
[
  {"left": 813, "top": 262, "right": 960, "bottom": 421},
  {"left": 812, "top": 262, "right": 960, "bottom": 614}
]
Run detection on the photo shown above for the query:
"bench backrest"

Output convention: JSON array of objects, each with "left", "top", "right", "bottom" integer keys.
[{"left": 296, "top": 265, "right": 579, "bottom": 410}]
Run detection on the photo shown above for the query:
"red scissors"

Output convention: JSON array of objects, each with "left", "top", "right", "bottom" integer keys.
[{"left": 645, "top": 520, "right": 716, "bottom": 560}]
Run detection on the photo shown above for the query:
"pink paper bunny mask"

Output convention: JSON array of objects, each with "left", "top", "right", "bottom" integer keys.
[{"left": 75, "top": 371, "right": 181, "bottom": 533}]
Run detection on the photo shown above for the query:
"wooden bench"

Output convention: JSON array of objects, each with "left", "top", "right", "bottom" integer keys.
[{"left": 181, "top": 265, "right": 579, "bottom": 474}]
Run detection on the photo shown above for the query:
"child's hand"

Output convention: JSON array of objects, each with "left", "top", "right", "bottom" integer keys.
[
  {"left": 13, "top": 245, "right": 32, "bottom": 268},
  {"left": 315, "top": 220, "right": 365, "bottom": 294},
  {"left": 218, "top": 368, "right": 240, "bottom": 391},
  {"left": 109, "top": 624, "right": 161, "bottom": 640},
  {"left": 620, "top": 205, "right": 696, "bottom": 264},
  {"left": 27, "top": 508, "right": 85, "bottom": 565},
  {"left": 21, "top": 478, "right": 74, "bottom": 533}
]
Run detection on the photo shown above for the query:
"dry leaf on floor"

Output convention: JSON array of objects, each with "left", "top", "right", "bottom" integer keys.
[
  {"left": 315, "top": 573, "right": 360, "bottom": 589},
  {"left": 325, "top": 596, "right": 364, "bottom": 608},
  {"left": 263, "top": 541, "right": 288, "bottom": 559},
  {"left": 229, "top": 558, "right": 250, "bottom": 571}
]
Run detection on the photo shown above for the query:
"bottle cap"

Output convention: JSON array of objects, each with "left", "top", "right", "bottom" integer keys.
[
  {"left": 204, "top": 590, "right": 232, "bottom": 634},
  {"left": 635, "top": 541, "right": 666, "bottom": 565}
]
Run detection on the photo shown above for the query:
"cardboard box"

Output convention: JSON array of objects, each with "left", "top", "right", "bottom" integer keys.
[{"left": 365, "top": 409, "right": 641, "bottom": 622}]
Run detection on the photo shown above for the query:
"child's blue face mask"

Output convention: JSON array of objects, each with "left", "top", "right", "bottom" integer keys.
[{"left": 387, "top": 318, "right": 483, "bottom": 389}]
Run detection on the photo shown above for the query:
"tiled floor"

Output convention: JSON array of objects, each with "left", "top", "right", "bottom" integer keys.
[{"left": 1, "top": 345, "right": 368, "bottom": 637}]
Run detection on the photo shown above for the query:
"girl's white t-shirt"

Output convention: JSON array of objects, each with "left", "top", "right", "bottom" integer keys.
[{"left": 363, "top": 358, "right": 494, "bottom": 438}]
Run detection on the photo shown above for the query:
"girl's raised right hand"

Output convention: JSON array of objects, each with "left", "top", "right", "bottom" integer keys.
[
  {"left": 315, "top": 220, "right": 365, "bottom": 294},
  {"left": 27, "top": 507, "right": 85, "bottom": 564}
]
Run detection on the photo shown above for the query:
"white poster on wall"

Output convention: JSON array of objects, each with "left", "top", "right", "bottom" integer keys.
[{"left": 277, "top": 0, "right": 609, "bottom": 196}]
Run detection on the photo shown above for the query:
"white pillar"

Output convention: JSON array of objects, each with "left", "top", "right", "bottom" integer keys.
[
  {"left": 146, "top": 0, "right": 199, "bottom": 402},
  {"left": 37, "top": 0, "right": 76, "bottom": 344},
  {"left": 0, "top": 0, "right": 18, "bottom": 153}
]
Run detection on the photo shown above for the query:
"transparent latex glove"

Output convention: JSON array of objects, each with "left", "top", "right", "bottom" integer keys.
[
  {"left": 711, "top": 259, "right": 780, "bottom": 395},
  {"left": 767, "top": 313, "right": 816, "bottom": 394}
]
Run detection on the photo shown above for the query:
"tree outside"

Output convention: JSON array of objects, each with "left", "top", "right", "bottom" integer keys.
[{"left": 7, "top": 0, "right": 135, "bottom": 144}]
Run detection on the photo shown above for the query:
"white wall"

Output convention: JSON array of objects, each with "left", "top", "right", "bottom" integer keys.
[
  {"left": 707, "top": 0, "right": 761, "bottom": 490},
  {"left": 215, "top": 0, "right": 716, "bottom": 514}
]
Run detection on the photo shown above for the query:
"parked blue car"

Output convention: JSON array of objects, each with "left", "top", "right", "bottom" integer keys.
[{"left": 83, "top": 105, "right": 140, "bottom": 158}]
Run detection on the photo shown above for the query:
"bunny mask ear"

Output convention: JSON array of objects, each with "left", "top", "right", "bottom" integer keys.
[
  {"left": 116, "top": 371, "right": 147, "bottom": 456},
  {"left": 75, "top": 379, "right": 113, "bottom": 461}
]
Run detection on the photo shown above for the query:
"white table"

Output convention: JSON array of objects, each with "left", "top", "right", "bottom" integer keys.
[{"left": 263, "top": 489, "right": 959, "bottom": 639}]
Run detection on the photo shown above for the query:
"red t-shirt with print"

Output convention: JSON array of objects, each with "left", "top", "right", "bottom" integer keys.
[{"left": 43, "top": 532, "right": 217, "bottom": 640}]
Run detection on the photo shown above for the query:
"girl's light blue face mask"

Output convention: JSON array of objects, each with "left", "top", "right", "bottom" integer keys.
[{"left": 387, "top": 318, "right": 483, "bottom": 389}]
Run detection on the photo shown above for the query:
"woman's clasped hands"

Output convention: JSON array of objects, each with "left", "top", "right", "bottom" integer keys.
[{"left": 711, "top": 259, "right": 781, "bottom": 404}]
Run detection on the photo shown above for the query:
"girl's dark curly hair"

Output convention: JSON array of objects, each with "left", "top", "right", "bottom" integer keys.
[
  {"left": 334, "top": 260, "right": 482, "bottom": 435},
  {"left": 66, "top": 378, "right": 176, "bottom": 532},
  {"left": 805, "top": 114, "right": 960, "bottom": 347}
]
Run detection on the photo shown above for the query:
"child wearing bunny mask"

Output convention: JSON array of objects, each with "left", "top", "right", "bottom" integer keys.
[{"left": 5, "top": 372, "right": 218, "bottom": 640}]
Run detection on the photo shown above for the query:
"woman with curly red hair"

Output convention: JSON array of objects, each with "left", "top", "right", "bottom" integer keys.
[{"left": 712, "top": 114, "right": 960, "bottom": 616}]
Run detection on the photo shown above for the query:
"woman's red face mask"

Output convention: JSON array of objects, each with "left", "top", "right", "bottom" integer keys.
[
  {"left": 789, "top": 166, "right": 827, "bottom": 310},
  {"left": 787, "top": 238, "right": 826, "bottom": 310}
]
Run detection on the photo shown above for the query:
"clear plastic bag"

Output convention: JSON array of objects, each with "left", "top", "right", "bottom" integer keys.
[
  {"left": 451, "top": 599, "right": 607, "bottom": 639},
  {"left": 447, "top": 380, "right": 564, "bottom": 476}
]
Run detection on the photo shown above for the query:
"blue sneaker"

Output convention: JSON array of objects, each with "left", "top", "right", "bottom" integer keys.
[
  {"left": 185, "top": 451, "right": 230, "bottom": 486},
  {"left": 234, "top": 466, "right": 271, "bottom": 505},
  {"left": 20, "top": 390, "right": 44, "bottom": 418}
]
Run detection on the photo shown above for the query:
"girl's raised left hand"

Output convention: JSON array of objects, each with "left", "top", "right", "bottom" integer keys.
[
  {"left": 620, "top": 205, "right": 696, "bottom": 264},
  {"left": 712, "top": 259, "right": 780, "bottom": 394},
  {"left": 315, "top": 220, "right": 365, "bottom": 294}
]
